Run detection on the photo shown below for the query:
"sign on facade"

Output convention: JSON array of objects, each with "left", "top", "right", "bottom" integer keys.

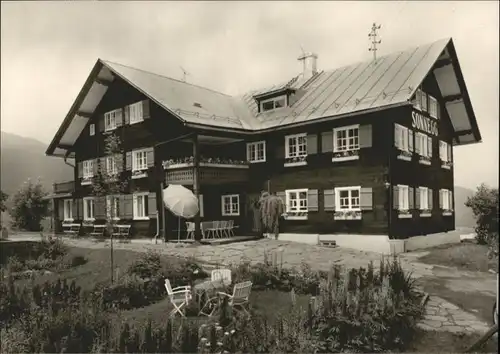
[{"left": 411, "top": 111, "right": 438, "bottom": 136}]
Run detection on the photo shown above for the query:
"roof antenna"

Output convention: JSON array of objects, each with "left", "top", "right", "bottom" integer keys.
[
  {"left": 180, "top": 66, "right": 190, "bottom": 83},
  {"left": 368, "top": 23, "right": 382, "bottom": 62}
]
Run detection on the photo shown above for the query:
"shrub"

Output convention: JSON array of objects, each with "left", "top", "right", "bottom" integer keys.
[
  {"left": 69, "top": 255, "right": 87, "bottom": 267},
  {"left": 8, "top": 179, "right": 50, "bottom": 231},
  {"left": 127, "top": 250, "right": 162, "bottom": 279},
  {"left": 259, "top": 192, "right": 285, "bottom": 240}
]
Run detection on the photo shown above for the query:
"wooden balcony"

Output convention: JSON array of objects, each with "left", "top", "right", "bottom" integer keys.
[
  {"left": 53, "top": 180, "right": 75, "bottom": 194},
  {"left": 163, "top": 160, "right": 249, "bottom": 185}
]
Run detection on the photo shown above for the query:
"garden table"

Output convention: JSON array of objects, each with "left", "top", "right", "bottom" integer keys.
[{"left": 193, "top": 279, "right": 228, "bottom": 316}]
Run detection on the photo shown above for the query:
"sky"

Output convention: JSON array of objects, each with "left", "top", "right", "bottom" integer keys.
[{"left": 1, "top": 1, "right": 498, "bottom": 189}]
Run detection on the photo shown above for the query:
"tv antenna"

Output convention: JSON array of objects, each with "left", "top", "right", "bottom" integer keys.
[
  {"left": 180, "top": 66, "right": 190, "bottom": 82},
  {"left": 368, "top": 23, "right": 382, "bottom": 62}
]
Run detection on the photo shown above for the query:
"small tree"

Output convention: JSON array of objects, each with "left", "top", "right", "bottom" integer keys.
[
  {"left": 465, "top": 183, "right": 499, "bottom": 259},
  {"left": 91, "top": 133, "right": 128, "bottom": 283},
  {"left": 1, "top": 190, "right": 8, "bottom": 212},
  {"left": 259, "top": 191, "right": 285, "bottom": 240},
  {"left": 9, "top": 179, "right": 50, "bottom": 231}
]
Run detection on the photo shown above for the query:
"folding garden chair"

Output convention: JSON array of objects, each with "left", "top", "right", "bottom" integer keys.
[
  {"left": 219, "top": 220, "right": 229, "bottom": 238},
  {"left": 186, "top": 222, "right": 195, "bottom": 240},
  {"left": 217, "top": 280, "right": 252, "bottom": 315},
  {"left": 211, "top": 268, "right": 232, "bottom": 286},
  {"left": 227, "top": 220, "right": 235, "bottom": 237},
  {"left": 164, "top": 278, "right": 192, "bottom": 317}
]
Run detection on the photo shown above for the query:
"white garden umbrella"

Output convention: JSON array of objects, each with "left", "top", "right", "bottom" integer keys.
[{"left": 162, "top": 185, "right": 199, "bottom": 241}]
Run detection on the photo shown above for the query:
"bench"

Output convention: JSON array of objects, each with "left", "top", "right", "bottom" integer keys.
[
  {"left": 89, "top": 224, "right": 106, "bottom": 238},
  {"left": 112, "top": 224, "right": 131, "bottom": 240},
  {"left": 62, "top": 222, "right": 81, "bottom": 237}
]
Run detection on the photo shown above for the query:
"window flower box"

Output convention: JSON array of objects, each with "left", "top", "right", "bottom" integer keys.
[
  {"left": 442, "top": 209, "right": 453, "bottom": 216},
  {"left": 419, "top": 156, "right": 431, "bottom": 166},
  {"left": 398, "top": 210, "right": 413, "bottom": 219},
  {"left": 332, "top": 149, "right": 360, "bottom": 162},
  {"left": 131, "top": 169, "right": 148, "bottom": 179},
  {"left": 81, "top": 177, "right": 93, "bottom": 186},
  {"left": 162, "top": 156, "right": 249, "bottom": 169},
  {"left": 334, "top": 210, "right": 362, "bottom": 220},
  {"left": 397, "top": 150, "right": 413, "bottom": 162},
  {"left": 420, "top": 209, "right": 432, "bottom": 217},
  {"left": 284, "top": 155, "right": 307, "bottom": 167},
  {"left": 284, "top": 211, "right": 308, "bottom": 220},
  {"left": 441, "top": 160, "right": 453, "bottom": 170}
]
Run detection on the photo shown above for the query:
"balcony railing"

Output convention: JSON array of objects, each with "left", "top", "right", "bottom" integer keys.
[
  {"left": 53, "top": 180, "right": 75, "bottom": 194},
  {"left": 162, "top": 156, "right": 249, "bottom": 170}
]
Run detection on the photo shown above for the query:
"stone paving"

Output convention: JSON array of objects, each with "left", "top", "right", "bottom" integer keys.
[{"left": 7, "top": 234, "right": 495, "bottom": 334}]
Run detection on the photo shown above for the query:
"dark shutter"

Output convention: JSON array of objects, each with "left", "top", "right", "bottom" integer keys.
[
  {"left": 307, "top": 189, "right": 318, "bottom": 211},
  {"left": 148, "top": 193, "right": 157, "bottom": 218},
  {"left": 323, "top": 189, "right": 335, "bottom": 211},
  {"left": 142, "top": 100, "right": 151, "bottom": 119},
  {"left": 360, "top": 187, "right": 373, "bottom": 210},
  {"left": 72, "top": 199, "right": 78, "bottom": 219},
  {"left": 306, "top": 134, "right": 318, "bottom": 155},
  {"left": 359, "top": 124, "right": 372, "bottom": 148},
  {"left": 146, "top": 147, "right": 155, "bottom": 168},
  {"left": 393, "top": 186, "right": 399, "bottom": 209},
  {"left": 428, "top": 189, "right": 433, "bottom": 210},
  {"left": 95, "top": 197, "right": 105, "bottom": 219},
  {"left": 447, "top": 144, "right": 452, "bottom": 162},
  {"left": 115, "top": 108, "right": 123, "bottom": 127},
  {"left": 123, "top": 195, "right": 133, "bottom": 219},
  {"left": 321, "top": 131, "right": 333, "bottom": 153},
  {"left": 98, "top": 115, "right": 105, "bottom": 132},
  {"left": 77, "top": 162, "right": 83, "bottom": 178},
  {"left": 409, "top": 187, "right": 414, "bottom": 209},
  {"left": 126, "top": 152, "right": 132, "bottom": 170}
]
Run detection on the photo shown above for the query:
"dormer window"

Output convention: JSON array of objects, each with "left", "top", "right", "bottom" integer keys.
[{"left": 260, "top": 95, "right": 287, "bottom": 112}]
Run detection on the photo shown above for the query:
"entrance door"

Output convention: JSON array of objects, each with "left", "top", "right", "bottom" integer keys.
[{"left": 245, "top": 193, "right": 262, "bottom": 234}]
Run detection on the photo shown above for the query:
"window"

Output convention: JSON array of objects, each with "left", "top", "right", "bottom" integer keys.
[
  {"left": 133, "top": 193, "right": 149, "bottom": 220},
  {"left": 106, "top": 196, "right": 120, "bottom": 220},
  {"left": 63, "top": 199, "right": 73, "bottom": 221},
  {"left": 440, "top": 189, "right": 452, "bottom": 210},
  {"left": 421, "top": 91, "right": 428, "bottom": 112},
  {"left": 247, "top": 141, "right": 266, "bottom": 163},
  {"left": 132, "top": 149, "right": 148, "bottom": 171},
  {"left": 83, "top": 160, "right": 94, "bottom": 178},
  {"left": 413, "top": 89, "right": 422, "bottom": 110},
  {"left": 417, "top": 133, "right": 431, "bottom": 157},
  {"left": 429, "top": 95, "right": 439, "bottom": 118},
  {"left": 89, "top": 124, "right": 95, "bottom": 136},
  {"left": 104, "top": 109, "right": 121, "bottom": 131},
  {"left": 129, "top": 102, "right": 144, "bottom": 124},
  {"left": 419, "top": 187, "right": 429, "bottom": 210},
  {"left": 335, "top": 186, "right": 361, "bottom": 211},
  {"left": 221, "top": 194, "right": 240, "bottom": 216},
  {"left": 439, "top": 141, "right": 451, "bottom": 162},
  {"left": 395, "top": 124, "right": 410, "bottom": 151},
  {"left": 106, "top": 155, "right": 118, "bottom": 175},
  {"left": 285, "top": 189, "right": 308, "bottom": 213},
  {"left": 334, "top": 125, "right": 359, "bottom": 152},
  {"left": 83, "top": 197, "right": 95, "bottom": 221},
  {"left": 397, "top": 185, "right": 409, "bottom": 210},
  {"left": 285, "top": 133, "right": 307, "bottom": 158},
  {"left": 260, "top": 95, "right": 287, "bottom": 112}
]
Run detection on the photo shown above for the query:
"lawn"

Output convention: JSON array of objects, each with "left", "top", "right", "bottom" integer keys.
[{"left": 418, "top": 240, "right": 498, "bottom": 273}]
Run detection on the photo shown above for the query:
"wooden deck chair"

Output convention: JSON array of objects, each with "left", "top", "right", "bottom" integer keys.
[
  {"left": 227, "top": 220, "right": 235, "bottom": 237},
  {"left": 219, "top": 220, "right": 229, "bottom": 238},
  {"left": 186, "top": 222, "right": 195, "bottom": 240},
  {"left": 164, "top": 279, "right": 192, "bottom": 317},
  {"left": 203, "top": 221, "right": 215, "bottom": 239},
  {"left": 217, "top": 280, "right": 252, "bottom": 315},
  {"left": 211, "top": 268, "right": 232, "bottom": 286}
]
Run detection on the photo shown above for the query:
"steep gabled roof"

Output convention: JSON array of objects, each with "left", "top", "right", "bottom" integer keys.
[{"left": 46, "top": 37, "right": 481, "bottom": 157}]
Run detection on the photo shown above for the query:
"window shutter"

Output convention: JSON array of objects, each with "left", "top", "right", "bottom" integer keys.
[
  {"left": 100, "top": 158, "right": 106, "bottom": 175},
  {"left": 98, "top": 115, "right": 105, "bottom": 132},
  {"left": 359, "top": 124, "right": 373, "bottom": 148},
  {"left": 123, "top": 195, "right": 133, "bottom": 219},
  {"left": 428, "top": 189, "right": 433, "bottom": 210},
  {"left": 95, "top": 197, "right": 105, "bottom": 219},
  {"left": 198, "top": 194, "right": 204, "bottom": 218},
  {"left": 439, "top": 189, "right": 444, "bottom": 209},
  {"left": 115, "top": 108, "right": 123, "bottom": 127},
  {"left": 394, "top": 124, "right": 401, "bottom": 149},
  {"left": 77, "top": 162, "right": 83, "bottom": 178},
  {"left": 124, "top": 105, "right": 130, "bottom": 125},
  {"left": 72, "top": 199, "right": 77, "bottom": 219},
  {"left": 360, "top": 187, "right": 373, "bottom": 210},
  {"left": 408, "top": 130, "right": 414, "bottom": 152},
  {"left": 126, "top": 152, "right": 132, "bottom": 170},
  {"left": 146, "top": 147, "right": 155, "bottom": 168},
  {"left": 148, "top": 193, "right": 157, "bottom": 218},
  {"left": 415, "top": 134, "right": 421, "bottom": 154},
  {"left": 415, "top": 188, "right": 421, "bottom": 209},
  {"left": 393, "top": 186, "right": 399, "bottom": 209},
  {"left": 323, "top": 189, "right": 335, "bottom": 211},
  {"left": 142, "top": 100, "right": 151, "bottom": 119},
  {"left": 58, "top": 201, "right": 64, "bottom": 220},
  {"left": 447, "top": 144, "right": 452, "bottom": 162},
  {"left": 321, "top": 131, "right": 334, "bottom": 153},
  {"left": 449, "top": 191, "right": 453, "bottom": 210},
  {"left": 93, "top": 159, "right": 99, "bottom": 175},
  {"left": 427, "top": 136, "right": 433, "bottom": 157},
  {"left": 306, "top": 134, "right": 318, "bottom": 155},
  {"left": 409, "top": 187, "right": 414, "bottom": 209},
  {"left": 307, "top": 189, "right": 318, "bottom": 211}
]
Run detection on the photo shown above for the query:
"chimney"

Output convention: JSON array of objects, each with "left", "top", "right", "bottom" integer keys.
[{"left": 297, "top": 52, "right": 318, "bottom": 81}]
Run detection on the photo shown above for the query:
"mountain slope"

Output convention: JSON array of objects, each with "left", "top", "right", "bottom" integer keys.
[
  {"left": 454, "top": 186, "right": 476, "bottom": 228},
  {"left": 1, "top": 131, "right": 73, "bottom": 196}
]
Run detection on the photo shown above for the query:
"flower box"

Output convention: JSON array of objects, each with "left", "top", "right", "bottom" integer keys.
[
  {"left": 284, "top": 211, "right": 308, "bottom": 220},
  {"left": 81, "top": 177, "right": 93, "bottom": 186},
  {"left": 419, "top": 209, "right": 431, "bottom": 217},
  {"left": 334, "top": 210, "right": 362, "bottom": 220},
  {"left": 442, "top": 209, "right": 453, "bottom": 216},
  {"left": 332, "top": 150, "right": 360, "bottom": 162},
  {"left": 131, "top": 170, "right": 148, "bottom": 179},
  {"left": 397, "top": 150, "right": 413, "bottom": 162},
  {"left": 284, "top": 155, "right": 307, "bottom": 167},
  {"left": 398, "top": 210, "right": 413, "bottom": 219},
  {"left": 419, "top": 157, "right": 431, "bottom": 166},
  {"left": 162, "top": 156, "right": 249, "bottom": 169},
  {"left": 441, "top": 160, "right": 453, "bottom": 170}
]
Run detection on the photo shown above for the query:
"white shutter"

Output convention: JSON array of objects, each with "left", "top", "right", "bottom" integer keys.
[
  {"left": 394, "top": 124, "right": 402, "bottom": 149},
  {"left": 199, "top": 194, "right": 204, "bottom": 218},
  {"left": 439, "top": 141, "right": 445, "bottom": 160},
  {"left": 132, "top": 195, "right": 138, "bottom": 218},
  {"left": 415, "top": 133, "right": 421, "bottom": 155},
  {"left": 408, "top": 130, "right": 414, "bottom": 152},
  {"left": 449, "top": 191, "right": 453, "bottom": 210},
  {"left": 427, "top": 136, "right": 433, "bottom": 157}
]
